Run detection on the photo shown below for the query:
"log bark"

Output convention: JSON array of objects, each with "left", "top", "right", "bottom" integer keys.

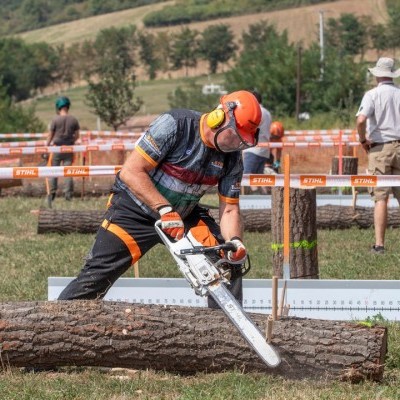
[
  {"left": 0, "top": 301, "right": 387, "bottom": 382},
  {"left": 7, "top": 179, "right": 114, "bottom": 198},
  {"left": 331, "top": 156, "right": 358, "bottom": 175},
  {"left": 37, "top": 209, "right": 106, "bottom": 234},
  {"left": 271, "top": 188, "right": 318, "bottom": 279},
  {"left": 36, "top": 206, "right": 400, "bottom": 234},
  {"left": 0, "top": 178, "right": 22, "bottom": 190}
]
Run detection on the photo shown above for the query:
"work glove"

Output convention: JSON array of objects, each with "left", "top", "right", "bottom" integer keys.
[
  {"left": 227, "top": 237, "right": 247, "bottom": 264},
  {"left": 158, "top": 205, "right": 184, "bottom": 240},
  {"left": 272, "top": 161, "right": 281, "bottom": 173}
]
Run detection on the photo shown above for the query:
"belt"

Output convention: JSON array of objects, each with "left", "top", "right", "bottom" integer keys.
[{"left": 370, "top": 139, "right": 400, "bottom": 148}]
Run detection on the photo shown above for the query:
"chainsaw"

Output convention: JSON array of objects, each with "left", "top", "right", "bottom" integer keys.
[{"left": 154, "top": 220, "right": 281, "bottom": 368}]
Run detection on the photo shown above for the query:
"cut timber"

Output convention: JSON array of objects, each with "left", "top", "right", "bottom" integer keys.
[
  {"left": 0, "top": 301, "right": 387, "bottom": 382},
  {"left": 0, "top": 178, "right": 22, "bottom": 190},
  {"left": 36, "top": 207, "right": 400, "bottom": 234},
  {"left": 271, "top": 187, "right": 318, "bottom": 279},
  {"left": 37, "top": 209, "right": 106, "bottom": 234}
]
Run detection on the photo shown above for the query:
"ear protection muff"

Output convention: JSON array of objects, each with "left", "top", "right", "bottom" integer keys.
[{"left": 206, "top": 108, "right": 225, "bottom": 129}]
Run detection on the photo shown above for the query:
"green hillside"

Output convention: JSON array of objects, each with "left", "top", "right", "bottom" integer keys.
[
  {"left": 0, "top": 0, "right": 166, "bottom": 36},
  {"left": 3, "top": 0, "right": 395, "bottom": 132}
]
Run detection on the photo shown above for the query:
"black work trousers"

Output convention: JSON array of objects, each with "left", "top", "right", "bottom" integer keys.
[{"left": 58, "top": 188, "right": 243, "bottom": 308}]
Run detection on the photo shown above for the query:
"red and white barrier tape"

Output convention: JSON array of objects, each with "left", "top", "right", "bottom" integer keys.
[
  {"left": 283, "top": 135, "right": 358, "bottom": 142},
  {"left": 1, "top": 167, "right": 400, "bottom": 188},
  {"left": 0, "top": 130, "right": 144, "bottom": 139},
  {"left": 1, "top": 129, "right": 360, "bottom": 139},
  {"left": 242, "top": 174, "right": 400, "bottom": 187},
  {"left": 0, "top": 141, "right": 363, "bottom": 155},
  {"left": 0, "top": 165, "right": 122, "bottom": 179},
  {"left": 0, "top": 138, "right": 138, "bottom": 148},
  {"left": 285, "top": 129, "right": 356, "bottom": 136},
  {"left": 0, "top": 143, "right": 137, "bottom": 155}
]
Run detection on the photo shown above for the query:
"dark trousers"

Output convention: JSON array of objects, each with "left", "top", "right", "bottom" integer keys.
[
  {"left": 50, "top": 152, "right": 74, "bottom": 199},
  {"left": 58, "top": 188, "right": 242, "bottom": 308}
]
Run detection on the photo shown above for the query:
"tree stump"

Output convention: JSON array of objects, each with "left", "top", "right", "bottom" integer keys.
[
  {"left": 0, "top": 301, "right": 387, "bottom": 382},
  {"left": 271, "top": 188, "right": 318, "bottom": 279},
  {"left": 331, "top": 156, "right": 358, "bottom": 175}
]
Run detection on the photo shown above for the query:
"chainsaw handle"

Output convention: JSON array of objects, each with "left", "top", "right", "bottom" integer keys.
[
  {"left": 180, "top": 242, "right": 236, "bottom": 255},
  {"left": 155, "top": 220, "right": 237, "bottom": 255}
]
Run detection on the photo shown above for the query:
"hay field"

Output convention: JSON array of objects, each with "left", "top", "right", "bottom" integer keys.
[{"left": 17, "top": 0, "right": 388, "bottom": 49}]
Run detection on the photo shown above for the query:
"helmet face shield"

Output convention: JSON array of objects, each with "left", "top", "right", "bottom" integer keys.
[{"left": 213, "top": 102, "right": 259, "bottom": 153}]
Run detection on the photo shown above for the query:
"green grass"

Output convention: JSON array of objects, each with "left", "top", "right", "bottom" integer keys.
[
  {"left": 0, "top": 195, "right": 399, "bottom": 399},
  {"left": 27, "top": 75, "right": 225, "bottom": 131}
]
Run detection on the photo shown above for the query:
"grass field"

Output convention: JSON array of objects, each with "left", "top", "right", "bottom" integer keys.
[
  {"left": 0, "top": 195, "right": 399, "bottom": 399},
  {"left": 15, "top": 0, "right": 387, "bottom": 52},
  {"left": 28, "top": 74, "right": 224, "bottom": 131}
]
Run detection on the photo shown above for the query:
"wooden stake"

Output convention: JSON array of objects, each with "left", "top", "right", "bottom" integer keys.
[
  {"left": 283, "top": 304, "right": 291, "bottom": 317},
  {"left": 133, "top": 262, "right": 139, "bottom": 278},
  {"left": 352, "top": 187, "right": 358, "bottom": 210},
  {"left": 278, "top": 280, "right": 287, "bottom": 317},
  {"left": 265, "top": 315, "right": 274, "bottom": 343},
  {"left": 272, "top": 276, "right": 278, "bottom": 321},
  {"left": 283, "top": 154, "right": 291, "bottom": 280}
]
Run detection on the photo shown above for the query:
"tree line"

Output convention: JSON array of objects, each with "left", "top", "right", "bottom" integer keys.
[
  {"left": 143, "top": 0, "right": 333, "bottom": 27},
  {"left": 1, "top": 6, "right": 400, "bottom": 132}
]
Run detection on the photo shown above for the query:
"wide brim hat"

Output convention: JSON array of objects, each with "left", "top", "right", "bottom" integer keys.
[{"left": 368, "top": 57, "right": 400, "bottom": 78}]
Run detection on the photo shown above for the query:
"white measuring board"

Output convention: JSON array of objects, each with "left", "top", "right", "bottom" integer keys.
[
  {"left": 48, "top": 278, "right": 400, "bottom": 321},
  {"left": 239, "top": 194, "right": 399, "bottom": 209}
]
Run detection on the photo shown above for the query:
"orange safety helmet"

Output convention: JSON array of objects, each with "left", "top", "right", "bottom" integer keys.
[
  {"left": 219, "top": 90, "right": 262, "bottom": 145},
  {"left": 270, "top": 121, "right": 284, "bottom": 139}
]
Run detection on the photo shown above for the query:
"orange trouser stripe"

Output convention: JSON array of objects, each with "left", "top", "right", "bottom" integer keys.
[
  {"left": 106, "top": 193, "right": 113, "bottom": 208},
  {"left": 101, "top": 219, "right": 141, "bottom": 264}
]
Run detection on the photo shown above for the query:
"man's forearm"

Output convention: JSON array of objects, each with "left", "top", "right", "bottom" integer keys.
[
  {"left": 219, "top": 208, "right": 243, "bottom": 241},
  {"left": 46, "top": 132, "right": 55, "bottom": 146},
  {"left": 120, "top": 169, "right": 170, "bottom": 212},
  {"left": 356, "top": 116, "right": 367, "bottom": 142}
]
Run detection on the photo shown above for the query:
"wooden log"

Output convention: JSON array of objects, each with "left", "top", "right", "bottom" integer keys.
[
  {"left": 331, "top": 156, "right": 358, "bottom": 175},
  {"left": 0, "top": 301, "right": 387, "bottom": 382},
  {"left": 36, "top": 206, "right": 400, "bottom": 234},
  {"left": 271, "top": 188, "right": 318, "bottom": 279},
  {"left": 7, "top": 179, "right": 114, "bottom": 198},
  {"left": 0, "top": 178, "right": 22, "bottom": 190},
  {"left": 37, "top": 209, "right": 106, "bottom": 234}
]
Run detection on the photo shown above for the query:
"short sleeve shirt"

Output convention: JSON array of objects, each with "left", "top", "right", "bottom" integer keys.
[
  {"left": 356, "top": 82, "right": 400, "bottom": 142},
  {"left": 50, "top": 115, "right": 80, "bottom": 145},
  {"left": 121, "top": 109, "right": 243, "bottom": 219}
]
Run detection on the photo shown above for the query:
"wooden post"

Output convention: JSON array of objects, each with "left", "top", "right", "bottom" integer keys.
[
  {"left": 283, "top": 154, "right": 290, "bottom": 279},
  {"left": 332, "top": 155, "right": 358, "bottom": 195},
  {"left": 133, "top": 262, "right": 139, "bottom": 278},
  {"left": 338, "top": 130, "right": 343, "bottom": 175},
  {"left": 271, "top": 276, "right": 278, "bottom": 320},
  {"left": 331, "top": 156, "right": 358, "bottom": 175},
  {"left": 271, "top": 187, "right": 318, "bottom": 279}
]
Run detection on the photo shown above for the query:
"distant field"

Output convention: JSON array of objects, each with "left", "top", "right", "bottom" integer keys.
[
  {"left": 28, "top": 74, "right": 224, "bottom": 130},
  {"left": 17, "top": 0, "right": 388, "bottom": 50},
  {"left": 17, "top": 1, "right": 175, "bottom": 46}
]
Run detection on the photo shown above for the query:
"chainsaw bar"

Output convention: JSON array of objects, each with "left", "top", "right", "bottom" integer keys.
[
  {"left": 208, "top": 282, "right": 281, "bottom": 367},
  {"left": 154, "top": 221, "right": 281, "bottom": 368}
]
